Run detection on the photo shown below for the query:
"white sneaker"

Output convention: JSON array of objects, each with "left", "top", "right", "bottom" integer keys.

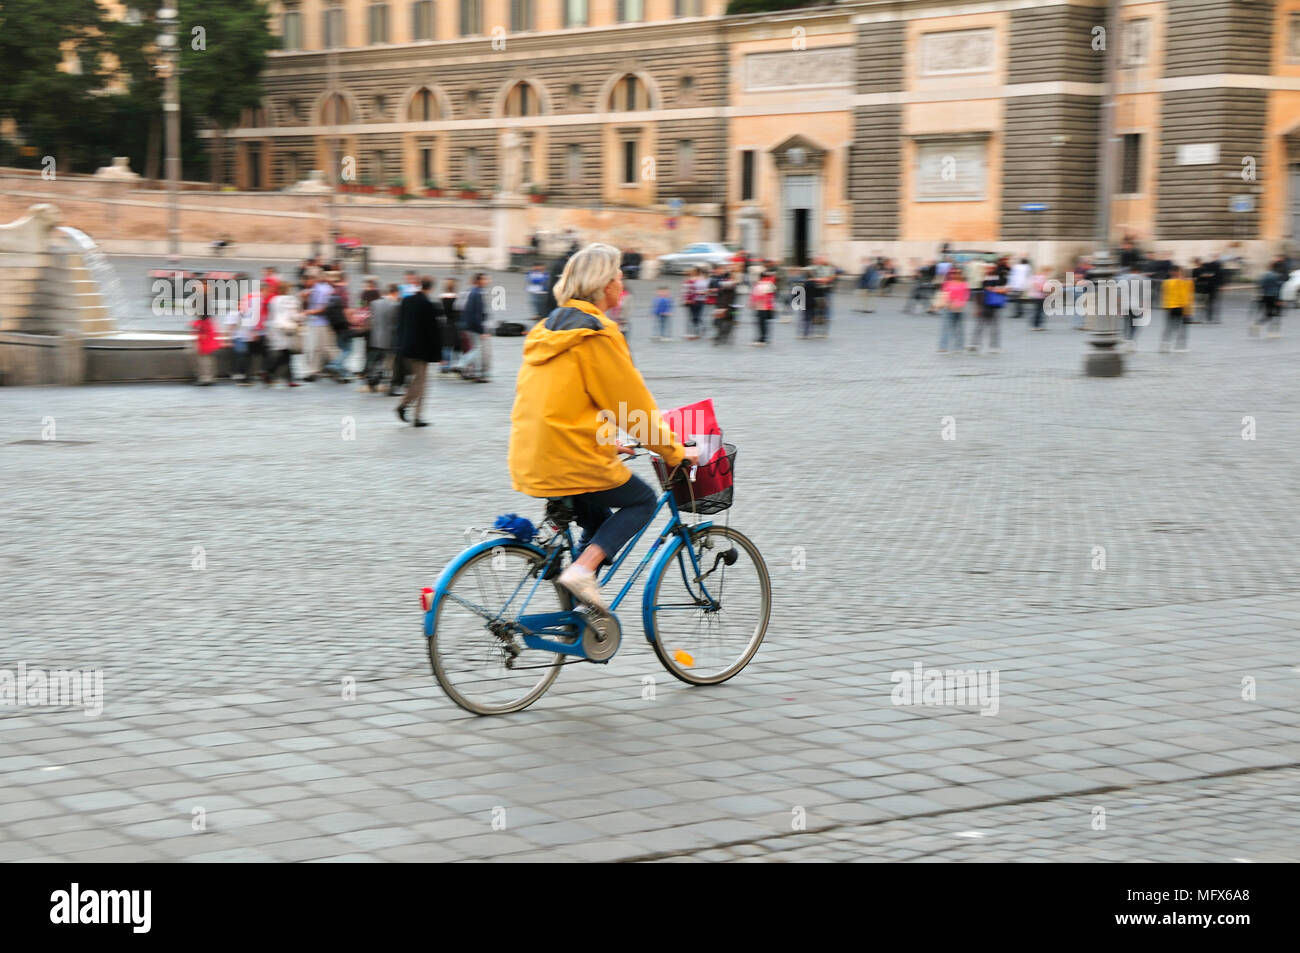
[
  {"left": 558, "top": 566, "right": 607, "bottom": 614},
  {"left": 1268, "top": 332, "right": 1282, "bottom": 339},
  {"left": 1174, "top": 347, "right": 1188, "bottom": 353},
  {"left": 988, "top": 348, "right": 1001, "bottom": 354}
]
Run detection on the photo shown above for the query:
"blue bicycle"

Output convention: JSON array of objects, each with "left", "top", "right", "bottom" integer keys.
[{"left": 423, "top": 444, "right": 770, "bottom": 714}]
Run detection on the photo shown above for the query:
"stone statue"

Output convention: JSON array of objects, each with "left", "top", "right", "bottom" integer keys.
[
  {"left": 0, "top": 203, "right": 60, "bottom": 253},
  {"left": 501, "top": 130, "right": 524, "bottom": 197},
  {"left": 287, "top": 170, "right": 333, "bottom": 194},
  {"left": 93, "top": 157, "right": 141, "bottom": 181}
]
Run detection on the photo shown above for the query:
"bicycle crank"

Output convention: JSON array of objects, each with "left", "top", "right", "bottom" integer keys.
[{"left": 576, "top": 607, "right": 622, "bottom": 663}]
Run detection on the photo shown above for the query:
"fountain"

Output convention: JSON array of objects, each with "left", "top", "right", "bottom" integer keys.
[{"left": 0, "top": 204, "right": 196, "bottom": 385}]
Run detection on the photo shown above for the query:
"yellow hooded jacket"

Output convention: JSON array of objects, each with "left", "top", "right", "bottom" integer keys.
[{"left": 509, "top": 298, "right": 687, "bottom": 497}]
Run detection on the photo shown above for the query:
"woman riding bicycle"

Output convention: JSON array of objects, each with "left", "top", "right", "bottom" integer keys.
[{"left": 508, "top": 243, "right": 700, "bottom": 613}]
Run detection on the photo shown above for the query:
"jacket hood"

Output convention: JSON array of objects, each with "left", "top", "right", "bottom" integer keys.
[{"left": 522, "top": 301, "right": 613, "bottom": 365}]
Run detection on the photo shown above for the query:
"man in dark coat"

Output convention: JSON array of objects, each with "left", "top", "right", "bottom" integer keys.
[{"left": 395, "top": 277, "right": 444, "bottom": 427}]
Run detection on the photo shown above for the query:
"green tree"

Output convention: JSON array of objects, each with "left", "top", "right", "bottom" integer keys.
[
  {"left": 179, "top": 0, "right": 278, "bottom": 187},
  {"left": 725, "top": 0, "right": 823, "bottom": 13},
  {"left": 0, "top": 0, "right": 112, "bottom": 172}
]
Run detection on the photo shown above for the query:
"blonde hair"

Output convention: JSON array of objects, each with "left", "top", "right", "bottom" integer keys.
[{"left": 553, "top": 243, "right": 622, "bottom": 306}]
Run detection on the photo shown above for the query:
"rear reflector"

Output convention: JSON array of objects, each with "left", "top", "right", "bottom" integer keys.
[{"left": 420, "top": 587, "right": 434, "bottom": 612}]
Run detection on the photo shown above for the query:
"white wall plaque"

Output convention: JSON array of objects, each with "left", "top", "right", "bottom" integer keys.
[
  {"left": 1177, "top": 143, "right": 1220, "bottom": 166},
  {"left": 743, "top": 47, "right": 853, "bottom": 91},
  {"left": 915, "top": 140, "right": 987, "bottom": 201},
  {"left": 919, "top": 28, "right": 995, "bottom": 76}
]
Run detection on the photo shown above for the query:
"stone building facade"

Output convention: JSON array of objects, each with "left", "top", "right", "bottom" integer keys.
[{"left": 225, "top": 0, "right": 1290, "bottom": 268}]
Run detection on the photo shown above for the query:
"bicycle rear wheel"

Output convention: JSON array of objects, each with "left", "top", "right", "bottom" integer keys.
[
  {"left": 648, "top": 525, "right": 770, "bottom": 685},
  {"left": 429, "top": 544, "right": 573, "bottom": 715}
]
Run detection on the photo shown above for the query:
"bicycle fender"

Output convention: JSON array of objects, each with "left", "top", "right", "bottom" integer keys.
[
  {"left": 425, "top": 538, "right": 549, "bottom": 638},
  {"left": 641, "top": 520, "right": 713, "bottom": 642}
]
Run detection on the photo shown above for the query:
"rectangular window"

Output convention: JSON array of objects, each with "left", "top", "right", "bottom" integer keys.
[
  {"left": 368, "top": 3, "right": 389, "bottom": 44},
  {"left": 566, "top": 143, "right": 582, "bottom": 184},
  {"left": 511, "top": 0, "right": 534, "bottom": 32},
  {"left": 622, "top": 140, "right": 637, "bottom": 185},
  {"left": 565, "top": 0, "right": 588, "bottom": 28},
  {"left": 282, "top": 10, "right": 302, "bottom": 50},
  {"left": 677, "top": 139, "right": 695, "bottom": 180},
  {"left": 843, "top": 145, "right": 851, "bottom": 200},
  {"left": 1120, "top": 133, "right": 1142, "bottom": 194},
  {"left": 412, "top": 0, "right": 435, "bottom": 40},
  {"left": 421, "top": 147, "right": 434, "bottom": 183},
  {"left": 460, "top": 0, "right": 482, "bottom": 35},
  {"left": 323, "top": 5, "right": 345, "bottom": 47},
  {"left": 465, "top": 147, "right": 481, "bottom": 182},
  {"left": 249, "top": 143, "right": 262, "bottom": 190},
  {"left": 285, "top": 152, "right": 300, "bottom": 184},
  {"left": 674, "top": 0, "right": 701, "bottom": 15},
  {"left": 740, "top": 149, "right": 755, "bottom": 201},
  {"left": 617, "top": 0, "right": 644, "bottom": 22}
]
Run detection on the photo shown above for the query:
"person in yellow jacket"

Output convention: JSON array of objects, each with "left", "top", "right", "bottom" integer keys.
[
  {"left": 508, "top": 243, "right": 700, "bottom": 612},
  {"left": 1159, "top": 264, "right": 1194, "bottom": 353}
]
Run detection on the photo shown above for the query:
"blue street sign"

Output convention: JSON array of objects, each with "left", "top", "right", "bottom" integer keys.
[
  {"left": 1230, "top": 195, "right": 1254, "bottom": 214},
  {"left": 1020, "top": 203, "right": 1049, "bottom": 212},
  {"left": 668, "top": 197, "right": 684, "bottom": 212}
]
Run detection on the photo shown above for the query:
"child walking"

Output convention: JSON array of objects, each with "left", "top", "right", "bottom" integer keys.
[{"left": 652, "top": 286, "right": 672, "bottom": 341}]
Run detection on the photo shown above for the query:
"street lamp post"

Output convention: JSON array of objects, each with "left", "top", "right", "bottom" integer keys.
[
  {"left": 157, "top": 5, "right": 181, "bottom": 264},
  {"left": 1084, "top": 0, "right": 1123, "bottom": 377}
]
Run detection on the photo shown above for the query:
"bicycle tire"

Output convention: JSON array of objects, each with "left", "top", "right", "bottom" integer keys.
[
  {"left": 648, "top": 525, "right": 770, "bottom": 686},
  {"left": 429, "top": 543, "right": 572, "bottom": 715}
]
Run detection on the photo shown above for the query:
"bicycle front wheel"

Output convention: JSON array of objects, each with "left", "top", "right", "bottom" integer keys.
[
  {"left": 429, "top": 543, "right": 572, "bottom": 715},
  {"left": 648, "top": 525, "right": 770, "bottom": 685}
]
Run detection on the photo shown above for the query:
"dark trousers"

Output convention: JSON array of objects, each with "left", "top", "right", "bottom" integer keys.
[
  {"left": 757, "top": 310, "right": 772, "bottom": 342},
  {"left": 1123, "top": 311, "right": 1140, "bottom": 341},
  {"left": 903, "top": 281, "right": 930, "bottom": 314},
  {"left": 1199, "top": 289, "right": 1220, "bottom": 323},
  {"left": 569, "top": 473, "right": 658, "bottom": 564},
  {"left": 1031, "top": 298, "right": 1046, "bottom": 328},
  {"left": 265, "top": 348, "right": 294, "bottom": 383},
  {"left": 1255, "top": 297, "right": 1281, "bottom": 327},
  {"left": 687, "top": 302, "right": 703, "bottom": 336},
  {"left": 234, "top": 339, "right": 265, "bottom": 378},
  {"left": 714, "top": 309, "right": 735, "bottom": 344},
  {"left": 390, "top": 353, "right": 408, "bottom": 392},
  {"left": 972, "top": 309, "right": 1001, "bottom": 349},
  {"left": 364, "top": 346, "right": 390, "bottom": 387},
  {"left": 1162, "top": 308, "right": 1187, "bottom": 349}
]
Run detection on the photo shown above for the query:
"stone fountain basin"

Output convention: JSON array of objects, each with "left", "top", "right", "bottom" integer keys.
[{"left": 82, "top": 331, "right": 208, "bottom": 382}]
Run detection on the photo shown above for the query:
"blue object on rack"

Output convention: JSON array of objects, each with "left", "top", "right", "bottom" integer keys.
[{"left": 493, "top": 513, "right": 536, "bottom": 542}]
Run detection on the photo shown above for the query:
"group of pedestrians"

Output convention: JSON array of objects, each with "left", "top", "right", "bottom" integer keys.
[
  {"left": 662, "top": 260, "right": 835, "bottom": 346},
  {"left": 188, "top": 259, "right": 495, "bottom": 427},
  {"left": 932, "top": 255, "right": 1051, "bottom": 354}
]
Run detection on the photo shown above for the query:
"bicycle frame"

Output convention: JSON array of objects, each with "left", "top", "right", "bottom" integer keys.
[{"left": 423, "top": 487, "right": 717, "bottom": 662}]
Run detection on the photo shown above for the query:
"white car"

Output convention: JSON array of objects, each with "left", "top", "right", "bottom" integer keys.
[
  {"left": 1280, "top": 269, "right": 1300, "bottom": 303},
  {"left": 657, "top": 242, "right": 737, "bottom": 275}
]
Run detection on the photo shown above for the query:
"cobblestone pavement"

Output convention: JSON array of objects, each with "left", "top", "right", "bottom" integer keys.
[{"left": 1, "top": 287, "right": 1297, "bottom": 862}]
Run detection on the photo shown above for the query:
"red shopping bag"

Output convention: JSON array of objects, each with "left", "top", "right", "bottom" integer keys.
[
  {"left": 655, "top": 399, "right": 735, "bottom": 513},
  {"left": 661, "top": 398, "right": 724, "bottom": 466}
]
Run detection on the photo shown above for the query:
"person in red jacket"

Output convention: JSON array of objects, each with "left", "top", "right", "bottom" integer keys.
[{"left": 191, "top": 283, "right": 221, "bottom": 385}]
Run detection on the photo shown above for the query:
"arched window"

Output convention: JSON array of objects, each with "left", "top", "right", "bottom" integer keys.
[
  {"left": 321, "top": 93, "right": 350, "bottom": 125},
  {"left": 503, "top": 81, "right": 542, "bottom": 118},
  {"left": 607, "top": 74, "right": 649, "bottom": 112},
  {"left": 408, "top": 87, "right": 440, "bottom": 121}
]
